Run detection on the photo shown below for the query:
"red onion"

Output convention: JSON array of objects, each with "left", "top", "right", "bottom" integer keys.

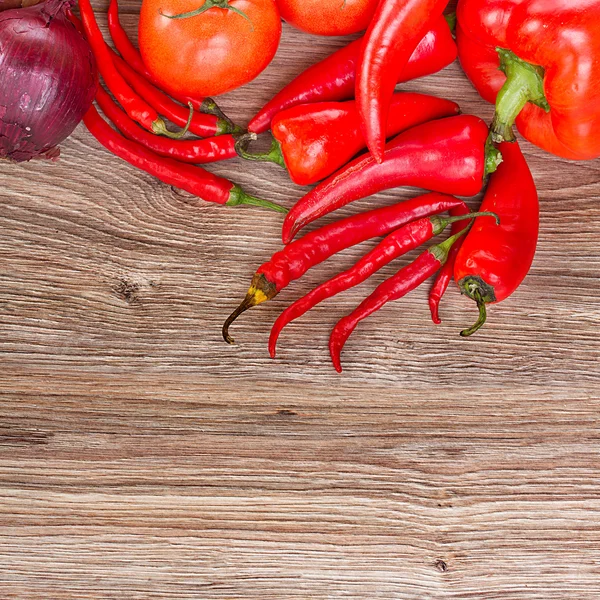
[{"left": 0, "top": 0, "right": 98, "bottom": 162}]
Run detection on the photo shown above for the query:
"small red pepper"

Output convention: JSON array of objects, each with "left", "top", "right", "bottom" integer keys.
[
  {"left": 428, "top": 203, "right": 470, "bottom": 325},
  {"left": 269, "top": 209, "right": 496, "bottom": 358},
  {"left": 248, "top": 15, "right": 457, "bottom": 135},
  {"left": 222, "top": 192, "right": 469, "bottom": 343},
  {"left": 330, "top": 229, "right": 469, "bottom": 373},
  {"left": 454, "top": 140, "right": 539, "bottom": 336},
  {"left": 355, "top": 0, "right": 449, "bottom": 162},
  {"left": 282, "top": 114, "right": 502, "bottom": 244},
  {"left": 456, "top": 0, "right": 600, "bottom": 160},
  {"left": 95, "top": 86, "right": 238, "bottom": 164},
  {"left": 83, "top": 105, "right": 286, "bottom": 212},
  {"left": 110, "top": 50, "right": 239, "bottom": 138},
  {"left": 237, "top": 92, "right": 459, "bottom": 186},
  {"left": 78, "top": 0, "right": 183, "bottom": 138}
]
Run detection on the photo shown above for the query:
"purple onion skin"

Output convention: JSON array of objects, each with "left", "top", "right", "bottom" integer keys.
[{"left": 0, "top": 0, "right": 98, "bottom": 162}]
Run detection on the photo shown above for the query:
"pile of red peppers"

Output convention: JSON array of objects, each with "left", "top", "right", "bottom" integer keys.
[{"left": 74, "top": 0, "right": 599, "bottom": 372}]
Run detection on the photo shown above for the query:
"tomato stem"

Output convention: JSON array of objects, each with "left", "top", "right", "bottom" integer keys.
[{"left": 160, "top": 0, "right": 253, "bottom": 29}]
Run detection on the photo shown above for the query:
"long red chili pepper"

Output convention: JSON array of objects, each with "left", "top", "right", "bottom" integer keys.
[
  {"left": 429, "top": 203, "right": 470, "bottom": 324},
  {"left": 110, "top": 50, "right": 239, "bottom": 138},
  {"left": 282, "top": 115, "right": 501, "bottom": 244},
  {"left": 454, "top": 140, "right": 539, "bottom": 336},
  {"left": 106, "top": 0, "right": 205, "bottom": 113},
  {"left": 237, "top": 92, "right": 459, "bottom": 186},
  {"left": 356, "top": 0, "right": 449, "bottom": 163},
  {"left": 222, "top": 192, "right": 468, "bottom": 343},
  {"left": 95, "top": 87, "right": 238, "bottom": 164},
  {"left": 78, "top": 0, "right": 184, "bottom": 138},
  {"left": 330, "top": 229, "right": 468, "bottom": 373},
  {"left": 248, "top": 15, "right": 457, "bottom": 134},
  {"left": 268, "top": 209, "right": 496, "bottom": 358},
  {"left": 83, "top": 105, "right": 287, "bottom": 212}
]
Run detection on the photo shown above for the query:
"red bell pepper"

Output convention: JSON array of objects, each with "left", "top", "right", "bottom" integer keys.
[
  {"left": 457, "top": 0, "right": 600, "bottom": 160},
  {"left": 237, "top": 92, "right": 459, "bottom": 186}
]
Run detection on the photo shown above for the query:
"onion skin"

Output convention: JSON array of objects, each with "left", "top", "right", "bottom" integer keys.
[{"left": 0, "top": 0, "right": 98, "bottom": 162}]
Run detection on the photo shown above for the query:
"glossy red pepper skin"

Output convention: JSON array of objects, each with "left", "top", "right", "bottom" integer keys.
[
  {"left": 83, "top": 105, "right": 286, "bottom": 212},
  {"left": 270, "top": 92, "right": 459, "bottom": 186},
  {"left": 222, "top": 193, "right": 467, "bottom": 343},
  {"left": 248, "top": 16, "right": 456, "bottom": 134},
  {"left": 282, "top": 114, "right": 495, "bottom": 244},
  {"left": 356, "top": 0, "right": 449, "bottom": 162},
  {"left": 95, "top": 87, "right": 237, "bottom": 164},
  {"left": 457, "top": 0, "right": 600, "bottom": 160},
  {"left": 454, "top": 141, "right": 539, "bottom": 335}
]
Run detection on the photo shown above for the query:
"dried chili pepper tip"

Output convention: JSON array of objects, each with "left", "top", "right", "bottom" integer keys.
[{"left": 222, "top": 273, "right": 279, "bottom": 344}]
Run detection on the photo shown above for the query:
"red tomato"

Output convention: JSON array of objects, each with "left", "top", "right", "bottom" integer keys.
[
  {"left": 277, "top": 0, "right": 378, "bottom": 36},
  {"left": 138, "top": 0, "right": 282, "bottom": 98}
]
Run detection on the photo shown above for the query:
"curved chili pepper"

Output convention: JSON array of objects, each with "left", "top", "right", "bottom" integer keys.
[
  {"left": 282, "top": 114, "right": 501, "bottom": 244},
  {"left": 269, "top": 209, "right": 496, "bottom": 358},
  {"left": 355, "top": 0, "right": 449, "bottom": 163},
  {"left": 237, "top": 93, "right": 459, "bottom": 186},
  {"left": 428, "top": 203, "right": 470, "bottom": 324},
  {"left": 248, "top": 15, "right": 456, "bottom": 135},
  {"left": 222, "top": 192, "right": 468, "bottom": 343},
  {"left": 454, "top": 140, "right": 539, "bottom": 336},
  {"left": 456, "top": 0, "right": 600, "bottom": 160},
  {"left": 95, "top": 87, "right": 238, "bottom": 164},
  {"left": 78, "top": 0, "right": 185, "bottom": 139},
  {"left": 330, "top": 229, "right": 468, "bottom": 373},
  {"left": 82, "top": 105, "right": 286, "bottom": 212},
  {"left": 110, "top": 51, "right": 239, "bottom": 138}
]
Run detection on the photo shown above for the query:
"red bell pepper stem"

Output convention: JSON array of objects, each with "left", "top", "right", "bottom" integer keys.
[
  {"left": 454, "top": 141, "right": 539, "bottom": 336},
  {"left": 428, "top": 203, "right": 470, "bottom": 324},
  {"left": 330, "top": 229, "right": 468, "bottom": 373},
  {"left": 82, "top": 105, "right": 287, "bottom": 213},
  {"left": 356, "top": 0, "right": 449, "bottom": 162},
  {"left": 110, "top": 50, "right": 239, "bottom": 137},
  {"left": 95, "top": 86, "right": 238, "bottom": 164},
  {"left": 222, "top": 192, "right": 468, "bottom": 344},
  {"left": 248, "top": 15, "right": 457, "bottom": 134},
  {"left": 78, "top": 0, "right": 184, "bottom": 138},
  {"left": 282, "top": 115, "right": 502, "bottom": 244},
  {"left": 269, "top": 210, "right": 497, "bottom": 358},
  {"left": 237, "top": 92, "right": 460, "bottom": 186}
]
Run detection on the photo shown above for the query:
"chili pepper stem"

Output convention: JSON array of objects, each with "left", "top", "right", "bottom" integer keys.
[
  {"left": 151, "top": 102, "right": 194, "bottom": 139},
  {"left": 235, "top": 133, "right": 287, "bottom": 169},
  {"left": 226, "top": 185, "right": 288, "bottom": 213},
  {"left": 223, "top": 273, "right": 279, "bottom": 344},
  {"left": 200, "top": 98, "right": 245, "bottom": 134},
  {"left": 485, "top": 135, "right": 503, "bottom": 176},
  {"left": 491, "top": 48, "right": 550, "bottom": 144},
  {"left": 458, "top": 275, "right": 497, "bottom": 337},
  {"left": 430, "top": 211, "right": 499, "bottom": 235},
  {"left": 444, "top": 12, "right": 457, "bottom": 34}
]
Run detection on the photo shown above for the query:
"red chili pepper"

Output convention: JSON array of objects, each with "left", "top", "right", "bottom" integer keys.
[
  {"left": 110, "top": 50, "right": 239, "bottom": 138},
  {"left": 78, "top": 0, "right": 183, "bottom": 138},
  {"left": 82, "top": 105, "right": 287, "bottom": 213},
  {"left": 282, "top": 114, "right": 502, "bottom": 244},
  {"left": 456, "top": 0, "right": 600, "bottom": 160},
  {"left": 237, "top": 92, "right": 459, "bottom": 186},
  {"left": 269, "top": 209, "right": 496, "bottom": 358},
  {"left": 222, "top": 192, "right": 468, "bottom": 343},
  {"left": 330, "top": 229, "right": 467, "bottom": 373},
  {"left": 248, "top": 15, "right": 456, "bottom": 135},
  {"left": 95, "top": 86, "right": 238, "bottom": 164},
  {"left": 356, "top": 0, "right": 449, "bottom": 163},
  {"left": 428, "top": 203, "right": 470, "bottom": 324},
  {"left": 454, "top": 140, "right": 539, "bottom": 336},
  {"left": 106, "top": 0, "right": 206, "bottom": 113}
]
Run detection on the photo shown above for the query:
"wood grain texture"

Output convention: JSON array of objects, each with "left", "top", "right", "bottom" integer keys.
[{"left": 1, "top": 1, "right": 600, "bottom": 597}]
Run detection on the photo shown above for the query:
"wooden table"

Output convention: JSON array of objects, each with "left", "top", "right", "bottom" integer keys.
[{"left": 2, "top": 3, "right": 600, "bottom": 598}]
